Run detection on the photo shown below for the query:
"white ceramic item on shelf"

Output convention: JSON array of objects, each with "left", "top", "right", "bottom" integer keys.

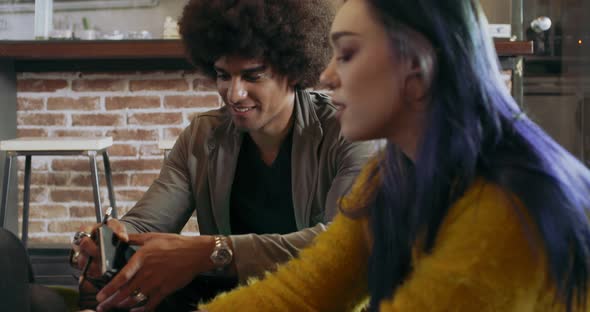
[{"left": 163, "top": 16, "right": 180, "bottom": 39}]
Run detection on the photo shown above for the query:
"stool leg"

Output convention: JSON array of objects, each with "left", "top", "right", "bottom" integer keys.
[
  {"left": 88, "top": 152, "right": 103, "bottom": 223},
  {"left": 102, "top": 151, "right": 117, "bottom": 218},
  {"left": 21, "top": 155, "right": 31, "bottom": 247},
  {"left": 0, "top": 153, "right": 14, "bottom": 228}
]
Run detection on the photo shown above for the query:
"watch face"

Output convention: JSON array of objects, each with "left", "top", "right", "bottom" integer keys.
[{"left": 211, "top": 248, "right": 232, "bottom": 266}]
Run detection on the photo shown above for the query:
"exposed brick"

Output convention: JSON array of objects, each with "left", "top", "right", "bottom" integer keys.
[
  {"left": 70, "top": 173, "right": 128, "bottom": 187},
  {"left": 50, "top": 189, "right": 107, "bottom": 203},
  {"left": 139, "top": 144, "right": 163, "bottom": 157},
  {"left": 115, "top": 190, "right": 145, "bottom": 202},
  {"left": 164, "top": 127, "right": 185, "bottom": 138},
  {"left": 164, "top": 95, "right": 220, "bottom": 109},
  {"left": 105, "top": 96, "right": 161, "bottom": 110},
  {"left": 47, "top": 97, "right": 100, "bottom": 111},
  {"left": 17, "top": 113, "right": 66, "bottom": 126},
  {"left": 47, "top": 172, "right": 70, "bottom": 185},
  {"left": 52, "top": 159, "right": 104, "bottom": 172},
  {"left": 17, "top": 97, "right": 44, "bottom": 110},
  {"left": 129, "top": 79, "right": 188, "bottom": 92},
  {"left": 128, "top": 112, "right": 182, "bottom": 126},
  {"left": 72, "top": 113, "right": 124, "bottom": 126},
  {"left": 193, "top": 78, "right": 217, "bottom": 91},
  {"left": 106, "top": 129, "right": 159, "bottom": 141},
  {"left": 22, "top": 204, "right": 68, "bottom": 219},
  {"left": 51, "top": 129, "right": 104, "bottom": 137},
  {"left": 17, "top": 128, "right": 48, "bottom": 137},
  {"left": 69, "top": 206, "right": 96, "bottom": 218},
  {"left": 17, "top": 158, "right": 48, "bottom": 171},
  {"left": 19, "top": 221, "right": 46, "bottom": 233},
  {"left": 18, "top": 172, "right": 48, "bottom": 185},
  {"left": 116, "top": 204, "right": 136, "bottom": 216},
  {"left": 109, "top": 144, "right": 138, "bottom": 157},
  {"left": 28, "top": 235, "right": 70, "bottom": 244},
  {"left": 17, "top": 186, "right": 48, "bottom": 203},
  {"left": 130, "top": 173, "right": 159, "bottom": 187},
  {"left": 79, "top": 71, "right": 138, "bottom": 77},
  {"left": 48, "top": 220, "right": 94, "bottom": 233},
  {"left": 72, "top": 79, "right": 126, "bottom": 92},
  {"left": 110, "top": 159, "right": 163, "bottom": 172},
  {"left": 17, "top": 79, "right": 68, "bottom": 92}
]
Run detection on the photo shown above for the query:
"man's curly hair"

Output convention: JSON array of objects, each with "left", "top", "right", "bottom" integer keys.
[{"left": 179, "top": 0, "right": 336, "bottom": 89}]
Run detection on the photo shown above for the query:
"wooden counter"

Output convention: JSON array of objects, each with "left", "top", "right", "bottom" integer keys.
[{"left": 0, "top": 39, "right": 533, "bottom": 72}]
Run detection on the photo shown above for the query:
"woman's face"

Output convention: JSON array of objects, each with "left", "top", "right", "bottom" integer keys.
[{"left": 321, "top": 0, "right": 427, "bottom": 156}]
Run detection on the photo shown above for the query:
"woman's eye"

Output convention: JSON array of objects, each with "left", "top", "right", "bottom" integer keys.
[{"left": 336, "top": 54, "right": 352, "bottom": 63}]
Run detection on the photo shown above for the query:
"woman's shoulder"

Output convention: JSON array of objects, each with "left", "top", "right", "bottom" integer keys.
[{"left": 444, "top": 178, "right": 532, "bottom": 236}]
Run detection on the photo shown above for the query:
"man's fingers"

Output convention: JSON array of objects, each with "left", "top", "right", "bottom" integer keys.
[
  {"left": 96, "top": 252, "right": 142, "bottom": 302},
  {"left": 107, "top": 219, "right": 129, "bottom": 242},
  {"left": 79, "top": 237, "right": 99, "bottom": 258},
  {"left": 126, "top": 233, "right": 160, "bottom": 245},
  {"left": 137, "top": 290, "right": 165, "bottom": 312}
]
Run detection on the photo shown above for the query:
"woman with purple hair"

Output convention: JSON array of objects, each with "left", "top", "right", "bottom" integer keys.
[{"left": 198, "top": 0, "right": 590, "bottom": 311}]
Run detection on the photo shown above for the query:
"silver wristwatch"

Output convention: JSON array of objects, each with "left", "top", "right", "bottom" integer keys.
[{"left": 210, "top": 235, "right": 233, "bottom": 269}]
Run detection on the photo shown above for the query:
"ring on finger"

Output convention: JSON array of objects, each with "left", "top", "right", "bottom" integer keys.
[
  {"left": 132, "top": 289, "right": 149, "bottom": 304},
  {"left": 69, "top": 249, "right": 81, "bottom": 267},
  {"left": 73, "top": 231, "right": 92, "bottom": 246}
]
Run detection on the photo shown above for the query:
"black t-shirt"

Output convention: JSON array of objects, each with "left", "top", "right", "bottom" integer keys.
[{"left": 229, "top": 131, "right": 297, "bottom": 235}]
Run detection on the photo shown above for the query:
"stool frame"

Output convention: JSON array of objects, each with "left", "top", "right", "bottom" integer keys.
[{"left": 0, "top": 148, "right": 117, "bottom": 247}]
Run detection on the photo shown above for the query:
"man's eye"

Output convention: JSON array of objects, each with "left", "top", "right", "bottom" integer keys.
[
  {"left": 244, "top": 74, "right": 264, "bottom": 82},
  {"left": 216, "top": 73, "right": 230, "bottom": 81}
]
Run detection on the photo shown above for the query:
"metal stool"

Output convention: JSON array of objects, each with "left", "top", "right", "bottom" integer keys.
[
  {"left": 158, "top": 138, "right": 177, "bottom": 159},
  {"left": 0, "top": 137, "right": 118, "bottom": 246}
]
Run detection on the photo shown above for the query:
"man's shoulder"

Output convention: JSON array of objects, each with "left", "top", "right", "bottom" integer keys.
[
  {"left": 189, "top": 107, "right": 230, "bottom": 131},
  {"left": 305, "top": 91, "right": 340, "bottom": 129}
]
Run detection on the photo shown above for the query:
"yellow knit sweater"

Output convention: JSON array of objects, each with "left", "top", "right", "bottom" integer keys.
[{"left": 201, "top": 160, "right": 577, "bottom": 311}]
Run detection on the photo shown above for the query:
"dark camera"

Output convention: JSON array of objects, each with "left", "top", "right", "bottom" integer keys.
[{"left": 95, "top": 225, "right": 138, "bottom": 282}]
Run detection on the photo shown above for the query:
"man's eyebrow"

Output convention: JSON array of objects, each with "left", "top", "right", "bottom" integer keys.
[{"left": 241, "top": 65, "right": 267, "bottom": 74}]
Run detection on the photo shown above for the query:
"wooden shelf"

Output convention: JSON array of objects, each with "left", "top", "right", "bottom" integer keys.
[
  {"left": 494, "top": 41, "right": 534, "bottom": 56},
  {"left": 0, "top": 40, "right": 185, "bottom": 60},
  {"left": 0, "top": 39, "right": 533, "bottom": 72}
]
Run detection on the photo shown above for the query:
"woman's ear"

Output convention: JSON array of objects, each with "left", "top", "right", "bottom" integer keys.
[{"left": 403, "top": 66, "right": 428, "bottom": 110}]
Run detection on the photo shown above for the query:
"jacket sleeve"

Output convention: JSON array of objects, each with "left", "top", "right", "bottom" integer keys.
[
  {"left": 378, "top": 182, "right": 546, "bottom": 312},
  {"left": 120, "top": 119, "right": 196, "bottom": 234},
  {"left": 230, "top": 140, "right": 374, "bottom": 282},
  {"left": 201, "top": 213, "right": 370, "bottom": 312}
]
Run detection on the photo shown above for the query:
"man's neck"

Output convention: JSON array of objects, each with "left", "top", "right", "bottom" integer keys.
[{"left": 248, "top": 96, "right": 295, "bottom": 165}]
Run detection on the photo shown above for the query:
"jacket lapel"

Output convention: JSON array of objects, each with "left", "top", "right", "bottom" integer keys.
[
  {"left": 291, "top": 90, "right": 323, "bottom": 229},
  {"left": 208, "top": 122, "right": 243, "bottom": 235}
]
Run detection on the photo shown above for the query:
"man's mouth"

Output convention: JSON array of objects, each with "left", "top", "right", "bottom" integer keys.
[{"left": 232, "top": 106, "right": 255, "bottom": 113}]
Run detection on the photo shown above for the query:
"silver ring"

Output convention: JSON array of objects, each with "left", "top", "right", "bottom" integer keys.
[
  {"left": 69, "top": 249, "right": 80, "bottom": 267},
  {"left": 73, "top": 231, "right": 92, "bottom": 246},
  {"left": 132, "top": 290, "right": 149, "bottom": 303},
  {"left": 238, "top": 89, "right": 247, "bottom": 97}
]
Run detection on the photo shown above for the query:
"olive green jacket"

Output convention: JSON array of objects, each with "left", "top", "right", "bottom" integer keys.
[{"left": 121, "top": 90, "right": 373, "bottom": 281}]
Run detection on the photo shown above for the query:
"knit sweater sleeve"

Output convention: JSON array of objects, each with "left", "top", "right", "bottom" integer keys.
[
  {"left": 378, "top": 181, "right": 547, "bottom": 312},
  {"left": 200, "top": 213, "right": 370, "bottom": 312}
]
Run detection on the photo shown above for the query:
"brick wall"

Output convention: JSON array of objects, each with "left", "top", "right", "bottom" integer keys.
[{"left": 15, "top": 70, "right": 221, "bottom": 243}]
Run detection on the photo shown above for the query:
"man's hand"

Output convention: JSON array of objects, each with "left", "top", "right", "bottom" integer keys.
[
  {"left": 95, "top": 233, "right": 219, "bottom": 312},
  {"left": 76, "top": 219, "right": 129, "bottom": 279}
]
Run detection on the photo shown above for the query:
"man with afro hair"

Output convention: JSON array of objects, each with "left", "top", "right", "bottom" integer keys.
[{"left": 77, "top": 1, "right": 372, "bottom": 311}]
